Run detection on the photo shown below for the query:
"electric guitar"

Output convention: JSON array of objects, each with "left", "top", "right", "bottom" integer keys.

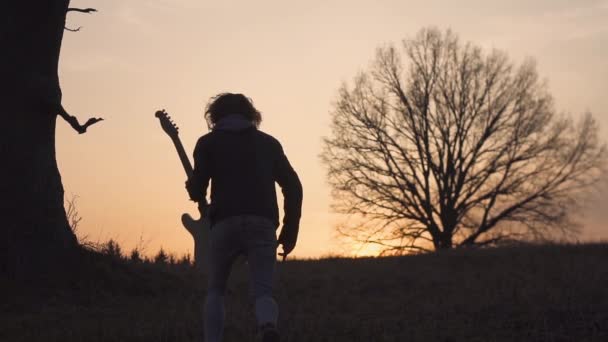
[{"left": 155, "top": 109, "right": 209, "bottom": 273}]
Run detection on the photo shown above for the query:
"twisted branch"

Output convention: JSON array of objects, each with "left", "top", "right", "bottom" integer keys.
[
  {"left": 58, "top": 104, "right": 103, "bottom": 134},
  {"left": 67, "top": 8, "right": 97, "bottom": 14},
  {"left": 65, "top": 8, "right": 97, "bottom": 32}
]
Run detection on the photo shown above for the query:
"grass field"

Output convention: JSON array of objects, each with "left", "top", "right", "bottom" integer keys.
[{"left": 2, "top": 243, "right": 607, "bottom": 341}]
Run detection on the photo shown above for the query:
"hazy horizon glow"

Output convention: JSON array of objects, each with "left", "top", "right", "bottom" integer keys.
[{"left": 57, "top": 0, "right": 608, "bottom": 258}]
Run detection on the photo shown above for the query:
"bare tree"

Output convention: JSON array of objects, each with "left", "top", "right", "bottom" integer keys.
[
  {"left": 1, "top": 1, "right": 102, "bottom": 275},
  {"left": 322, "top": 28, "right": 606, "bottom": 254}
]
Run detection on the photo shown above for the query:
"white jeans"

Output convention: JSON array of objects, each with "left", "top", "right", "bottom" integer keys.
[{"left": 204, "top": 215, "right": 278, "bottom": 342}]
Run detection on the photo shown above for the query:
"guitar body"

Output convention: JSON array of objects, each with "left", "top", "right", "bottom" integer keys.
[{"left": 181, "top": 212, "right": 209, "bottom": 273}]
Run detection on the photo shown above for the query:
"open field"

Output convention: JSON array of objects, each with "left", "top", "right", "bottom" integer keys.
[{"left": 2, "top": 243, "right": 607, "bottom": 341}]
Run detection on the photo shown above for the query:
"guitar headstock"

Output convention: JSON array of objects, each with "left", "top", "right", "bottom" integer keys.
[{"left": 155, "top": 109, "right": 179, "bottom": 139}]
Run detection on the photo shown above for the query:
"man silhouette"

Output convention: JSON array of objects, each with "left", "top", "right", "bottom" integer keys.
[{"left": 186, "top": 93, "right": 303, "bottom": 342}]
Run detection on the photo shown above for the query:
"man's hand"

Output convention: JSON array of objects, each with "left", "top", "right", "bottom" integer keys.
[
  {"left": 185, "top": 178, "right": 204, "bottom": 202},
  {"left": 278, "top": 239, "right": 295, "bottom": 261},
  {"left": 278, "top": 226, "right": 297, "bottom": 261}
]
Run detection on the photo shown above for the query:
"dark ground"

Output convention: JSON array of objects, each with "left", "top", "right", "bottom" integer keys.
[{"left": 2, "top": 243, "right": 607, "bottom": 341}]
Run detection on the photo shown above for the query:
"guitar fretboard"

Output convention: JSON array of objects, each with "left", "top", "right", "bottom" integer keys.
[{"left": 171, "top": 136, "right": 194, "bottom": 179}]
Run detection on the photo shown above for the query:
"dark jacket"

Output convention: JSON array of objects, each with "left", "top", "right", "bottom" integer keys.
[{"left": 188, "top": 124, "right": 303, "bottom": 243}]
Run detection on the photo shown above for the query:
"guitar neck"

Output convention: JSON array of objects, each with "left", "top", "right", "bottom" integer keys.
[
  {"left": 171, "top": 136, "right": 194, "bottom": 179},
  {"left": 172, "top": 135, "right": 206, "bottom": 211}
]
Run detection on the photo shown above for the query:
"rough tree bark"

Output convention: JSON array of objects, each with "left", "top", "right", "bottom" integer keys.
[{"left": 0, "top": 1, "right": 100, "bottom": 277}]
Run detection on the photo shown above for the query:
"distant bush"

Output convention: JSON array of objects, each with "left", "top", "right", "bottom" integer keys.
[
  {"left": 101, "top": 239, "right": 123, "bottom": 260},
  {"left": 88, "top": 239, "right": 193, "bottom": 268},
  {"left": 154, "top": 248, "right": 168, "bottom": 264},
  {"left": 178, "top": 254, "right": 192, "bottom": 267},
  {"left": 129, "top": 248, "right": 142, "bottom": 263}
]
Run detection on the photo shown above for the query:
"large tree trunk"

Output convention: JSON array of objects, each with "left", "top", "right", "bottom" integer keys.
[
  {"left": 1, "top": 0, "right": 77, "bottom": 278},
  {"left": 434, "top": 233, "right": 453, "bottom": 250}
]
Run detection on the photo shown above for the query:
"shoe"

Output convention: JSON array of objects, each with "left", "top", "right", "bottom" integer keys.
[{"left": 259, "top": 322, "right": 280, "bottom": 342}]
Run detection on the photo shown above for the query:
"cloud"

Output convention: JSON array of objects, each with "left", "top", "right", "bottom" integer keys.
[
  {"left": 139, "top": 0, "right": 203, "bottom": 12},
  {"left": 539, "top": 1, "right": 608, "bottom": 40}
]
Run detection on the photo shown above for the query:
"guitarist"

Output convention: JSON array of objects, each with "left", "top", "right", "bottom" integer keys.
[{"left": 186, "top": 93, "right": 303, "bottom": 342}]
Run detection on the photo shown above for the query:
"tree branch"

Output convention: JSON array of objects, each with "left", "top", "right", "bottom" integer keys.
[
  {"left": 67, "top": 8, "right": 97, "bottom": 14},
  {"left": 64, "top": 26, "right": 82, "bottom": 32},
  {"left": 65, "top": 8, "right": 97, "bottom": 32},
  {"left": 58, "top": 105, "right": 103, "bottom": 134}
]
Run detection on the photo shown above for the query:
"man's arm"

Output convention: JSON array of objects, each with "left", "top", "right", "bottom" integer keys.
[
  {"left": 275, "top": 143, "right": 303, "bottom": 258},
  {"left": 186, "top": 138, "right": 211, "bottom": 204}
]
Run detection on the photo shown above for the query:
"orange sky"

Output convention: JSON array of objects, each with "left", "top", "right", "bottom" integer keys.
[{"left": 56, "top": 0, "right": 608, "bottom": 258}]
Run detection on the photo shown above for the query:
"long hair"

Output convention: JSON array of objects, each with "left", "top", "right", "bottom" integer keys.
[{"left": 204, "top": 93, "right": 262, "bottom": 129}]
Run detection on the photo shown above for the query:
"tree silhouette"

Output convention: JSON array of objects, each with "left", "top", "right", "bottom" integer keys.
[
  {"left": 154, "top": 248, "right": 169, "bottom": 265},
  {"left": 322, "top": 28, "right": 606, "bottom": 253},
  {"left": 1, "top": 1, "right": 102, "bottom": 276},
  {"left": 102, "top": 240, "right": 123, "bottom": 260}
]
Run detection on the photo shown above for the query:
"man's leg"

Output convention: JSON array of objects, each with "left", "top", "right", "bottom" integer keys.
[
  {"left": 244, "top": 217, "right": 279, "bottom": 328},
  {"left": 204, "top": 290, "right": 225, "bottom": 342},
  {"left": 204, "top": 219, "right": 241, "bottom": 342}
]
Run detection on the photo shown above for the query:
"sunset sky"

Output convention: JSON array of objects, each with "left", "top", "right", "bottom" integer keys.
[{"left": 56, "top": 0, "right": 608, "bottom": 258}]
